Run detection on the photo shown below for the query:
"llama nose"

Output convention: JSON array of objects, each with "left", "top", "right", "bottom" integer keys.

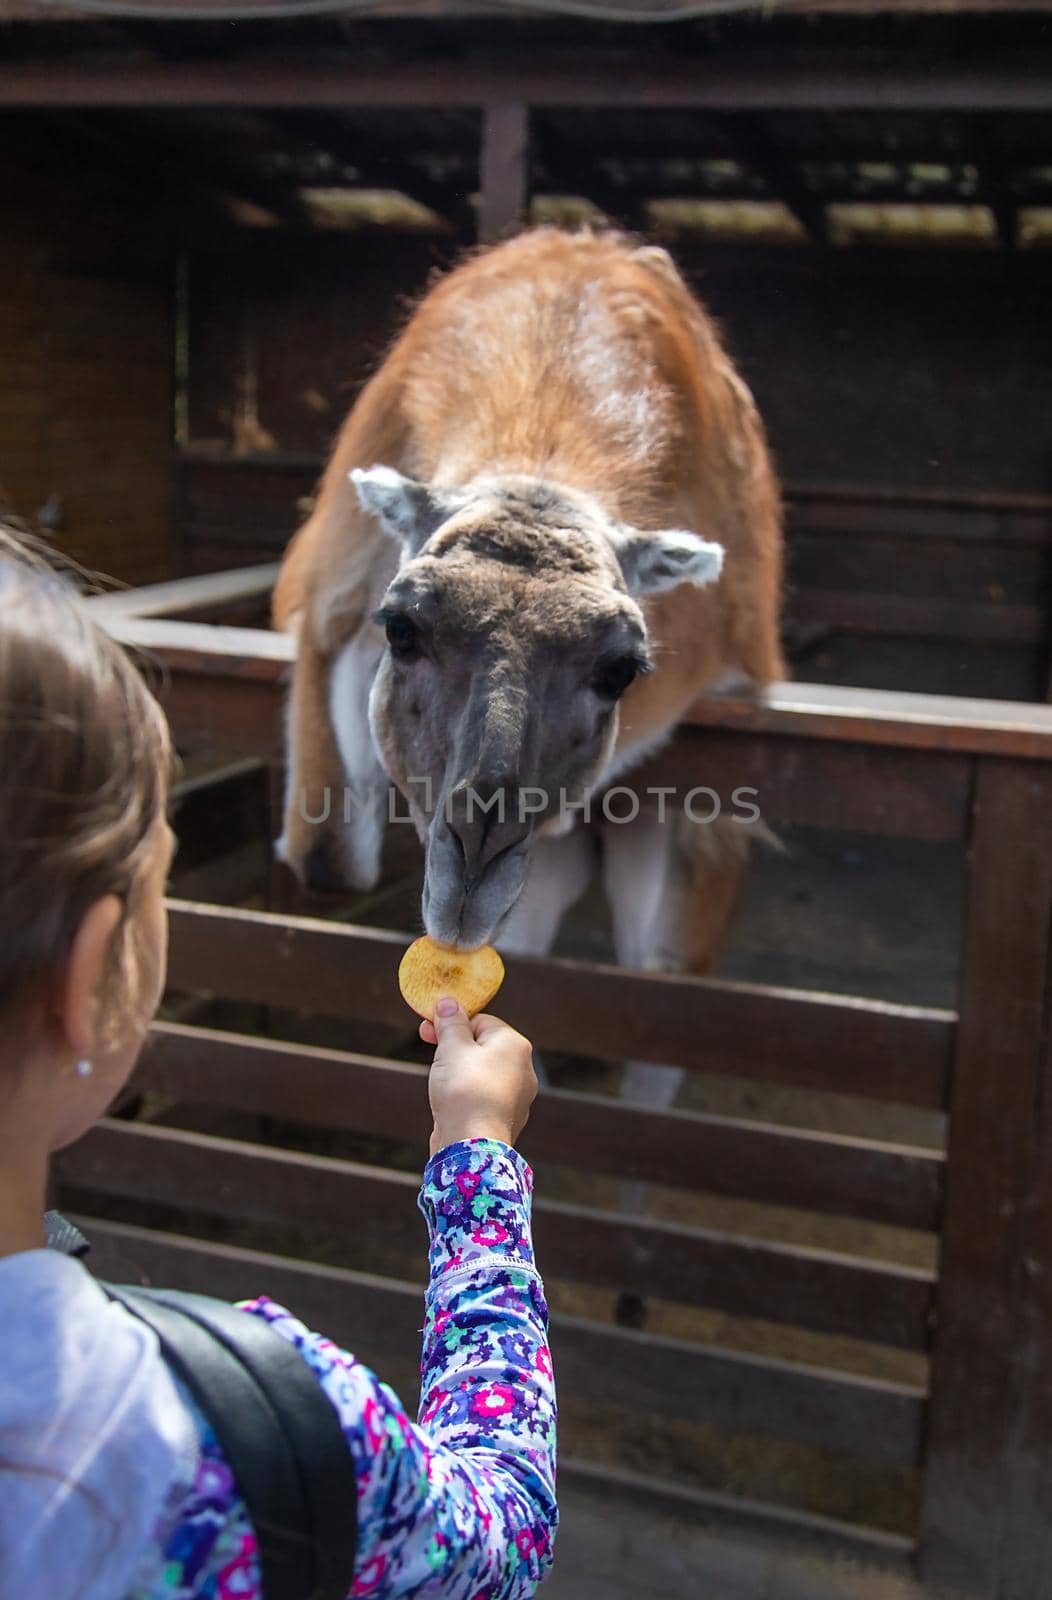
[{"left": 446, "top": 774, "right": 525, "bottom": 882}]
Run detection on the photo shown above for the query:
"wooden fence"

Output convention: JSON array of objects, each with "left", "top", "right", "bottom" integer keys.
[
  {"left": 172, "top": 459, "right": 1052, "bottom": 698},
  {"left": 56, "top": 569, "right": 1052, "bottom": 1595}
]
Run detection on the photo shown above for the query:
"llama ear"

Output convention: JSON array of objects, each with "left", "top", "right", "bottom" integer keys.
[
  {"left": 614, "top": 528, "right": 724, "bottom": 597},
  {"left": 351, "top": 466, "right": 465, "bottom": 555}
]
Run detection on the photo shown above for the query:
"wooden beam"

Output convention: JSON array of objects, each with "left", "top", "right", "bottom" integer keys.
[
  {"left": 975, "top": 117, "right": 1018, "bottom": 251},
  {"left": 730, "top": 115, "right": 828, "bottom": 243},
  {"left": 680, "top": 682, "right": 1052, "bottom": 762},
  {"left": 634, "top": 728, "right": 972, "bottom": 842},
  {"left": 84, "top": 564, "right": 280, "bottom": 622},
  {"left": 69, "top": 1213, "right": 926, "bottom": 1469},
  {"left": 62, "top": 1117, "right": 935, "bottom": 1351},
  {"left": 532, "top": 167, "right": 646, "bottom": 231},
  {"left": 995, "top": 869, "right": 1052, "bottom": 1591},
  {"left": 91, "top": 609, "right": 1052, "bottom": 762},
  {"left": 527, "top": 162, "right": 1000, "bottom": 221},
  {"left": 143, "top": 1019, "right": 946, "bottom": 1230},
  {"left": 76, "top": 1216, "right": 923, "bottom": 1560},
  {"left": 264, "top": 110, "right": 476, "bottom": 233},
  {"left": 788, "top": 589, "right": 1045, "bottom": 645},
  {"left": 529, "top": 125, "right": 648, "bottom": 230},
  {"left": 162, "top": 898, "right": 955, "bottom": 1107},
  {"left": 100, "top": 618, "right": 292, "bottom": 661},
  {"left": 555, "top": 1456, "right": 914, "bottom": 1568},
  {"left": 919, "top": 760, "right": 1052, "bottom": 1591},
  {"left": 5, "top": 56, "right": 1049, "bottom": 113},
  {"left": 478, "top": 101, "right": 530, "bottom": 244}
]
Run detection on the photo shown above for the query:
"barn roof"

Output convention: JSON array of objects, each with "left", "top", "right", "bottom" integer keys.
[{"left": 2, "top": 3, "right": 1050, "bottom": 249}]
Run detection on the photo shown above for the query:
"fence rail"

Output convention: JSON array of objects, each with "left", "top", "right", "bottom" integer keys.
[
  {"left": 164, "top": 898, "right": 955, "bottom": 1106},
  {"left": 143, "top": 1020, "right": 946, "bottom": 1230},
  {"left": 58, "top": 573, "right": 1052, "bottom": 1592},
  {"left": 63, "top": 1116, "right": 935, "bottom": 1354}
]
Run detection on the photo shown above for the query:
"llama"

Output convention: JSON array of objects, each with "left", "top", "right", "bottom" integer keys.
[{"left": 274, "top": 228, "right": 783, "bottom": 1100}]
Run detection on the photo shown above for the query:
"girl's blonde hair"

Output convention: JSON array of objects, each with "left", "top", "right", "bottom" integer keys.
[{"left": 0, "top": 526, "right": 171, "bottom": 1038}]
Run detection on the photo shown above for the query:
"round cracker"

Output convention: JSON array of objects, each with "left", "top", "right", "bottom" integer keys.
[{"left": 398, "top": 935, "right": 505, "bottom": 1021}]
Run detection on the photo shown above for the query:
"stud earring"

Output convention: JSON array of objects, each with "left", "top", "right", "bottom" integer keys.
[{"left": 75, "top": 1059, "right": 93, "bottom": 1078}]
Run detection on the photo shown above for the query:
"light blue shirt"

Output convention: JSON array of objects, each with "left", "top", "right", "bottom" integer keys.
[{"left": 0, "top": 1249, "right": 200, "bottom": 1600}]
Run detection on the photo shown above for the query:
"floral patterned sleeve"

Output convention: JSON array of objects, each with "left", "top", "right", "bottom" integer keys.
[{"left": 234, "top": 1137, "right": 557, "bottom": 1600}]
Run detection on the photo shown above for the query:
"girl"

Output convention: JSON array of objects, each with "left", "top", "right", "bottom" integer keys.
[{"left": 0, "top": 527, "right": 556, "bottom": 1600}]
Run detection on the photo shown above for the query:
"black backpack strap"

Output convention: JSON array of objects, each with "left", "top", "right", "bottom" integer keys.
[{"left": 106, "top": 1285, "right": 357, "bottom": 1600}]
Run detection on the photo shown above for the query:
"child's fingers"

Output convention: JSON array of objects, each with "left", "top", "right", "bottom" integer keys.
[
  {"left": 421, "top": 1007, "right": 528, "bottom": 1049},
  {"left": 471, "top": 1012, "right": 528, "bottom": 1047},
  {"left": 470, "top": 1011, "right": 505, "bottom": 1041}
]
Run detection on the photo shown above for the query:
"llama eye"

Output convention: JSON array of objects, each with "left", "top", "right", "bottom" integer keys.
[
  {"left": 593, "top": 654, "right": 644, "bottom": 700},
  {"left": 385, "top": 614, "right": 419, "bottom": 660}
]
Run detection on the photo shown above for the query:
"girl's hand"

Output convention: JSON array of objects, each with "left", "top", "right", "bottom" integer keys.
[{"left": 421, "top": 999, "right": 537, "bottom": 1157}]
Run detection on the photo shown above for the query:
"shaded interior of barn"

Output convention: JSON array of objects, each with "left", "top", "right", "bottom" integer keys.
[
  {"left": 6, "top": 6, "right": 1052, "bottom": 1587},
  {"left": 4, "top": 7, "right": 1051, "bottom": 698}
]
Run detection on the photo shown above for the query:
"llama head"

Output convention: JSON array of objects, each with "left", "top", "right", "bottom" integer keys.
[{"left": 340, "top": 466, "right": 723, "bottom": 948}]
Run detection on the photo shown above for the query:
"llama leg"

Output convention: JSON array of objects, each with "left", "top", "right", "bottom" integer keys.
[
  {"left": 497, "top": 826, "right": 597, "bottom": 957},
  {"left": 497, "top": 828, "right": 597, "bottom": 1086},
  {"left": 277, "top": 624, "right": 350, "bottom": 892},
  {"left": 602, "top": 810, "right": 685, "bottom": 1123},
  {"left": 603, "top": 808, "right": 750, "bottom": 1324},
  {"left": 327, "top": 623, "right": 388, "bottom": 890},
  {"left": 604, "top": 807, "right": 750, "bottom": 1058},
  {"left": 278, "top": 613, "right": 390, "bottom": 897}
]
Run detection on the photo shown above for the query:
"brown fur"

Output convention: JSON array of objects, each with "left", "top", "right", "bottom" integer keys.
[{"left": 275, "top": 228, "right": 783, "bottom": 970}]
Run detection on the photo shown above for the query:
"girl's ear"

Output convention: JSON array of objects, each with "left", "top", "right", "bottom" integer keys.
[{"left": 57, "top": 895, "right": 124, "bottom": 1060}]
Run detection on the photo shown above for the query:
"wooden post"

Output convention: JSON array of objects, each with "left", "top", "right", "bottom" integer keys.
[
  {"left": 919, "top": 757, "right": 1052, "bottom": 1593},
  {"left": 993, "top": 934, "right": 1052, "bottom": 1593},
  {"left": 478, "top": 101, "right": 530, "bottom": 244}
]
